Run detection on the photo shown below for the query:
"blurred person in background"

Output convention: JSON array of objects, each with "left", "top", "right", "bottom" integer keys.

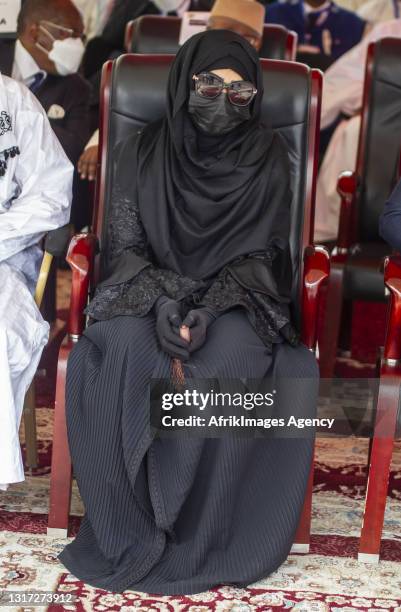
[
  {"left": 266, "top": 0, "right": 366, "bottom": 69},
  {"left": 83, "top": 0, "right": 214, "bottom": 81},
  {"left": 73, "top": 0, "right": 113, "bottom": 40},
  {"left": 208, "top": 0, "right": 265, "bottom": 50},
  {"left": 380, "top": 178, "right": 401, "bottom": 250},
  {"left": 335, "top": 0, "right": 366, "bottom": 8},
  {"left": 357, "top": 0, "right": 401, "bottom": 26},
  {"left": 315, "top": 18, "right": 401, "bottom": 242},
  {"left": 0, "top": 0, "right": 92, "bottom": 231},
  {"left": 0, "top": 74, "right": 72, "bottom": 491}
]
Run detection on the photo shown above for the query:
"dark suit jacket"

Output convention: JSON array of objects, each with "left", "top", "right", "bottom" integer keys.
[
  {"left": 380, "top": 178, "right": 401, "bottom": 253},
  {"left": 266, "top": 0, "right": 365, "bottom": 67},
  {"left": 0, "top": 39, "right": 92, "bottom": 164}
]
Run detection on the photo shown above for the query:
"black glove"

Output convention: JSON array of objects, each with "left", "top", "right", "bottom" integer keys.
[
  {"left": 155, "top": 297, "right": 190, "bottom": 360},
  {"left": 182, "top": 307, "right": 217, "bottom": 353}
]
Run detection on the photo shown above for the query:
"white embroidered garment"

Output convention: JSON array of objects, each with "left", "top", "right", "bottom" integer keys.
[
  {"left": 358, "top": 0, "right": 400, "bottom": 26},
  {"left": 0, "top": 73, "right": 72, "bottom": 490},
  {"left": 315, "top": 115, "right": 360, "bottom": 241},
  {"left": 73, "top": 0, "right": 114, "bottom": 39},
  {"left": 321, "top": 19, "right": 401, "bottom": 130},
  {"left": 315, "top": 19, "right": 401, "bottom": 241}
]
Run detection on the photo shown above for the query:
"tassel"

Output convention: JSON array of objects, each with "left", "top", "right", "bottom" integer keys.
[
  {"left": 171, "top": 358, "right": 186, "bottom": 389},
  {"left": 171, "top": 325, "right": 191, "bottom": 390}
]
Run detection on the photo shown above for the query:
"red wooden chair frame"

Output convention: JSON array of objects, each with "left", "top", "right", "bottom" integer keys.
[
  {"left": 125, "top": 16, "right": 298, "bottom": 61},
  {"left": 47, "top": 57, "right": 328, "bottom": 544},
  {"left": 284, "top": 28, "right": 298, "bottom": 62},
  {"left": 358, "top": 255, "right": 401, "bottom": 562},
  {"left": 319, "top": 40, "right": 401, "bottom": 379}
]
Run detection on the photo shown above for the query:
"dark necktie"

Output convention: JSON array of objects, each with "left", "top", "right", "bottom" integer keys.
[
  {"left": 28, "top": 72, "right": 46, "bottom": 94},
  {"left": 307, "top": 12, "right": 319, "bottom": 29}
]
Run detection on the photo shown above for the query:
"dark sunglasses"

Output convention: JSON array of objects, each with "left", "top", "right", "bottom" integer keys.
[{"left": 192, "top": 72, "right": 257, "bottom": 107}]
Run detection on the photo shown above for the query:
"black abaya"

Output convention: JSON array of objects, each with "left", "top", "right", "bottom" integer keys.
[
  {"left": 59, "top": 30, "right": 319, "bottom": 594},
  {"left": 59, "top": 311, "right": 318, "bottom": 594}
]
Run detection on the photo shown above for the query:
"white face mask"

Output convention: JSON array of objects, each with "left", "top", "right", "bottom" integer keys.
[
  {"left": 152, "top": 0, "right": 183, "bottom": 12},
  {"left": 37, "top": 23, "right": 85, "bottom": 76},
  {"left": 48, "top": 37, "right": 85, "bottom": 76}
]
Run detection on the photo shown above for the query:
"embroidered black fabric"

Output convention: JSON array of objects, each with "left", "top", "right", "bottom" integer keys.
[
  {"left": 86, "top": 177, "right": 299, "bottom": 349},
  {"left": 198, "top": 265, "right": 299, "bottom": 349},
  {"left": 0, "top": 145, "right": 20, "bottom": 178},
  {"left": 0, "top": 111, "right": 12, "bottom": 136}
]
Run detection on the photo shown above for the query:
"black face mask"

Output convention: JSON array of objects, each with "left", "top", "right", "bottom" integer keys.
[{"left": 188, "top": 90, "right": 251, "bottom": 135}]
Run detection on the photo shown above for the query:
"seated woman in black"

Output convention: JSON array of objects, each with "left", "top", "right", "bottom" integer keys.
[{"left": 59, "top": 29, "right": 319, "bottom": 595}]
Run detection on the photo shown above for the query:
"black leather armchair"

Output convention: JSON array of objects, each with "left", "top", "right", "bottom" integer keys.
[
  {"left": 47, "top": 55, "right": 328, "bottom": 545},
  {"left": 319, "top": 38, "right": 401, "bottom": 379},
  {"left": 125, "top": 15, "right": 298, "bottom": 60}
]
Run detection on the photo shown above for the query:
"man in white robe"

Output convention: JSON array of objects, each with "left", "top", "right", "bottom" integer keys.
[
  {"left": 73, "top": 0, "right": 114, "bottom": 40},
  {"left": 358, "top": 0, "right": 400, "bottom": 26},
  {"left": 315, "top": 19, "right": 401, "bottom": 242},
  {"left": 0, "top": 73, "right": 72, "bottom": 491}
]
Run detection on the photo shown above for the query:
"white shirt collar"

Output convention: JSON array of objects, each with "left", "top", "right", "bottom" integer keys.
[
  {"left": 11, "top": 40, "right": 46, "bottom": 86},
  {"left": 303, "top": 1, "right": 331, "bottom": 15}
]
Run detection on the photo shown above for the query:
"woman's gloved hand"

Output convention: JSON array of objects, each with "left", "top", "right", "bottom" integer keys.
[
  {"left": 155, "top": 296, "right": 190, "bottom": 360},
  {"left": 182, "top": 307, "right": 217, "bottom": 353}
]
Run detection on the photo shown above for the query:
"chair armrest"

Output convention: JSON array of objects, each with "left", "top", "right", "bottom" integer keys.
[
  {"left": 334, "top": 171, "right": 358, "bottom": 255},
  {"left": 44, "top": 224, "right": 72, "bottom": 258},
  {"left": 301, "top": 245, "right": 330, "bottom": 351},
  {"left": 34, "top": 225, "right": 73, "bottom": 308},
  {"left": 125, "top": 20, "right": 134, "bottom": 52},
  {"left": 66, "top": 233, "right": 98, "bottom": 339},
  {"left": 383, "top": 255, "right": 401, "bottom": 363}
]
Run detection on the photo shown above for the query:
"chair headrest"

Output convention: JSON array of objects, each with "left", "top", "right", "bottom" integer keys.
[
  {"left": 110, "top": 54, "right": 311, "bottom": 131},
  {"left": 130, "top": 16, "right": 181, "bottom": 54},
  {"left": 128, "top": 15, "right": 292, "bottom": 61}
]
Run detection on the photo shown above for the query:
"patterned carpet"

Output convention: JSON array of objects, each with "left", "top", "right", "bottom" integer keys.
[{"left": 1, "top": 272, "right": 401, "bottom": 611}]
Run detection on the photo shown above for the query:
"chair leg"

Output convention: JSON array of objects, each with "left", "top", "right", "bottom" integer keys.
[
  {"left": 41, "top": 259, "right": 57, "bottom": 325},
  {"left": 291, "top": 456, "right": 314, "bottom": 553},
  {"left": 23, "top": 384, "right": 39, "bottom": 470},
  {"left": 319, "top": 263, "right": 345, "bottom": 379},
  {"left": 358, "top": 369, "right": 400, "bottom": 562},
  {"left": 338, "top": 299, "right": 353, "bottom": 355},
  {"left": 47, "top": 341, "right": 73, "bottom": 537}
]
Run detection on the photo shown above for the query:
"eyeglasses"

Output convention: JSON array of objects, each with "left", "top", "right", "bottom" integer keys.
[{"left": 192, "top": 72, "right": 257, "bottom": 107}]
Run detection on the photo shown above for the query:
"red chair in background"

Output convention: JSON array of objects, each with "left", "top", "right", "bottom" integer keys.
[
  {"left": 47, "top": 54, "right": 327, "bottom": 542},
  {"left": 319, "top": 38, "right": 401, "bottom": 380},
  {"left": 358, "top": 255, "right": 401, "bottom": 562},
  {"left": 125, "top": 15, "right": 298, "bottom": 61}
]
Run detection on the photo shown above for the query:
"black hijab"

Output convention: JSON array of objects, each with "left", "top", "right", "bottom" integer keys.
[{"left": 136, "top": 29, "right": 290, "bottom": 281}]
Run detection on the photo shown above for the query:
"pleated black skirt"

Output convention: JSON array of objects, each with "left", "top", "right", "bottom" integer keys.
[{"left": 58, "top": 310, "right": 319, "bottom": 595}]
